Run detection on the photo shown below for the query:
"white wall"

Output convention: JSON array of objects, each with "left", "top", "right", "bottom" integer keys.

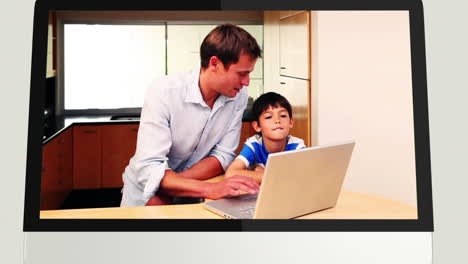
[{"left": 311, "top": 11, "right": 417, "bottom": 206}]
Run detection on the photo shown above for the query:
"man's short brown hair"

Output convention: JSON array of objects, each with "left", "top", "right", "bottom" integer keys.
[{"left": 200, "top": 23, "right": 262, "bottom": 69}]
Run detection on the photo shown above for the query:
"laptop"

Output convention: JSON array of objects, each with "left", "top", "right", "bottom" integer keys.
[{"left": 204, "top": 141, "right": 355, "bottom": 219}]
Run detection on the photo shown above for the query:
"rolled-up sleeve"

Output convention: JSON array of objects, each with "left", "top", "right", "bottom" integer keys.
[
  {"left": 209, "top": 90, "right": 248, "bottom": 171},
  {"left": 126, "top": 79, "right": 172, "bottom": 202}
]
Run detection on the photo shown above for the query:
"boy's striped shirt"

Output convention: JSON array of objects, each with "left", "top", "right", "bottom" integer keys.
[{"left": 236, "top": 134, "right": 306, "bottom": 168}]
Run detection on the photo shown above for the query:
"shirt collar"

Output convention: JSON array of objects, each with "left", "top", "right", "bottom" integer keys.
[{"left": 184, "top": 67, "right": 236, "bottom": 108}]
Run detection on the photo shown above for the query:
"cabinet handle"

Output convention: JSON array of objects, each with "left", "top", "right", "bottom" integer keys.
[
  {"left": 131, "top": 128, "right": 138, "bottom": 132},
  {"left": 280, "top": 67, "right": 286, "bottom": 69},
  {"left": 83, "top": 130, "right": 97, "bottom": 134},
  {"left": 280, "top": 82, "right": 286, "bottom": 85}
]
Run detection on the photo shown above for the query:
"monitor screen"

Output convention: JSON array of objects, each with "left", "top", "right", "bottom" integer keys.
[{"left": 24, "top": 0, "right": 433, "bottom": 231}]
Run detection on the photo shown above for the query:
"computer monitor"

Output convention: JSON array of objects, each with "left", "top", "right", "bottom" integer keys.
[{"left": 22, "top": 0, "right": 433, "bottom": 263}]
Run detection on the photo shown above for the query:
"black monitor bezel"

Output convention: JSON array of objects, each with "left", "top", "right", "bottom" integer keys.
[{"left": 24, "top": 0, "right": 433, "bottom": 231}]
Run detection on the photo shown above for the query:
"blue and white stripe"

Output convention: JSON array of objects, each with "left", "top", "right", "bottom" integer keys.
[{"left": 237, "top": 134, "right": 306, "bottom": 167}]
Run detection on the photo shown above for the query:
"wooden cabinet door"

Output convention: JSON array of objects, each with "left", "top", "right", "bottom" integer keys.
[
  {"left": 279, "top": 76, "right": 310, "bottom": 146},
  {"left": 41, "top": 128, "right": 73, "bottom": 210},
  {"left": 279, "top": 11, "right": 310, "bottom": 79},
  {"left": 73, "top": 125, "right": 102, "bottom": 189},
  {"left": 41, "top": 135, "right": 59, "bottom": 210},
  {"left": 279, "top": 10, "right": 307, "bottom": 20},
  {"left": 56, "top": 128, "right": 73, "bottom": 190},
  {"left": 235, "top": 122, "right": 256, "bottom": 155},
  {"left": 101, "top": 124, "right": 139, "bottom": 188}
]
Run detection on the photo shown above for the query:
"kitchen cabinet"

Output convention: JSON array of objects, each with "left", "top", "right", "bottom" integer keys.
[
  {"left": 236, "top": 122, "right": 256, "bottom": 155},
  {"left": 43, "top": 120, "right": 253, "bottom": 202},
  {"left": 73, "top": 124, "right": 139, "bottom": 189},
  {"left": 279, "top": 10, "right": 307, "bottom": 20},
  {"left": 279, "top": 11, "right": 310, "bottom": 79},
  {"left": 265, "top": 10, "right": 311, "bottom": 146},
  {"left": 278, "top": 76, "right": 310, "bottom": 146},
  {"left": 101, "top": 124, "right": 139, "bottom": 188},
  {"left": 41, "top": 128, "right": 73, "bottom": 210},
  {"left": 73, "top": 125, "right": 102, "bottom": 189},
  {"left": 46, "top": 12, "right": 56, "bottom": 78}
]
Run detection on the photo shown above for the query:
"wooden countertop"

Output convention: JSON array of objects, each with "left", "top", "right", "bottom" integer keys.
[{"left": 41, "top": 183, "right": 417, "bottom": 219}]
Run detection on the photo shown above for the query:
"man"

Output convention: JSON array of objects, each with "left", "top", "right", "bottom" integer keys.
[{"left": 121, "top": 24, "right": 262, "bottom": 207}]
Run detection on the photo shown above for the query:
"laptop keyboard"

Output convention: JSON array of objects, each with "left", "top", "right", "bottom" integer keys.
[
  {"left": 205, "top": 194, "right": 258, "bottom": 219},
  {"left": 233, "top": 205, "right": 256, "bottom": 216}
]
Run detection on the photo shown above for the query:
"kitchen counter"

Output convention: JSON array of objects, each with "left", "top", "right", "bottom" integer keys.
[
  {"left": 43, "top": 115, "right": 138, "bottom": 144},
  {"left": 40, "top": 190, "right": 418, "bottom": 219},
  {"left": 43, "top": 110, "right": 255, "bottom": 144}
]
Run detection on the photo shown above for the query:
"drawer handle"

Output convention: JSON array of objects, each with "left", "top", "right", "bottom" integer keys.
[
  {"left": 83, "top": 130, "right": 97, "bottom": 134},
  {"left": 280, "top": 67, "right": 286, "bottom": 69},
  {"left": 280, "top": 82, "right": 286, "bottom": 85}
]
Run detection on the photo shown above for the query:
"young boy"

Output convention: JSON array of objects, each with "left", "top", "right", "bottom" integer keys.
[{"left": 225, "top": 92, "right": 306, "bottom": 184}]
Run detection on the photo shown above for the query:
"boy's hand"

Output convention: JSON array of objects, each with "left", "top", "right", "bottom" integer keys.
[
  {"left": 254, "top": 166, "right": 265, "bottom": 173},
  {"left": 205, "top": 175, "right": 259, "bottom": 200}
]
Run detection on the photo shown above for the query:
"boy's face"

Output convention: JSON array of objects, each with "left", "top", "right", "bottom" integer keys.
[{"left": 253, "top": 106, "right": 294, "bottom": 141}]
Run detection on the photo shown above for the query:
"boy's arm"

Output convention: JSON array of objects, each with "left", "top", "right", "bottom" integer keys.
[{"left": 226, "top": 159, "right": 264, "bottom": 184}]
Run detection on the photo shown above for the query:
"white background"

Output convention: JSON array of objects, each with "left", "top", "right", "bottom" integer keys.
[{"left": 1, "top": 0, "right": 467, "bottom": 263}]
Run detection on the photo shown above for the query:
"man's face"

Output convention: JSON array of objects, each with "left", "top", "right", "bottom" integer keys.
[{"left": 211, "top": 53, "right": 257, "bottom": 98}]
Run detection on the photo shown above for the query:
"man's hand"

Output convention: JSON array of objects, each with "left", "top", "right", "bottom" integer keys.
[{"left": 205, "top": 175, "right": 260, "bottom": 200}]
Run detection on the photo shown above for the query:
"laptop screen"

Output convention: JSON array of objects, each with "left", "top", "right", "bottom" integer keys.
[{"left": 24, "top": 0, "right": 432, "bottom": 231}]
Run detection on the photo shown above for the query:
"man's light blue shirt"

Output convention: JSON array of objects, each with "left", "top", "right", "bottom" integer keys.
[{"left": 121, "top": 68, "right": 248, "bottom": 206}]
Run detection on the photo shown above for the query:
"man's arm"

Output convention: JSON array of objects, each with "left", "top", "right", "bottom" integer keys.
[
  {"left": 158, "top": 156, "right": 260, "bottom": 198},
  {"left": 176, "top": 156, "right": 224, "bottom": 180},
  {"left": 158, "top": 169, "right": 260, "bottom": 199}
]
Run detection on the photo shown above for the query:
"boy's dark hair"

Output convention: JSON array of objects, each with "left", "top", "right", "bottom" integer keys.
[
  {"left": 200, "top": 24, "right": 262, "bottom": 69},
  {"left": 251, "top": 92, "right": 293, "bottom": 122}
]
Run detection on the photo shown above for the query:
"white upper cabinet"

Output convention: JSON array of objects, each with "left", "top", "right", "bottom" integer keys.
[
  {"left": 279, "top": 11, "right": 310, "bottom": 79},
  {"left": 46, "top": 15, "right": 55, "bottom": 78}
]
